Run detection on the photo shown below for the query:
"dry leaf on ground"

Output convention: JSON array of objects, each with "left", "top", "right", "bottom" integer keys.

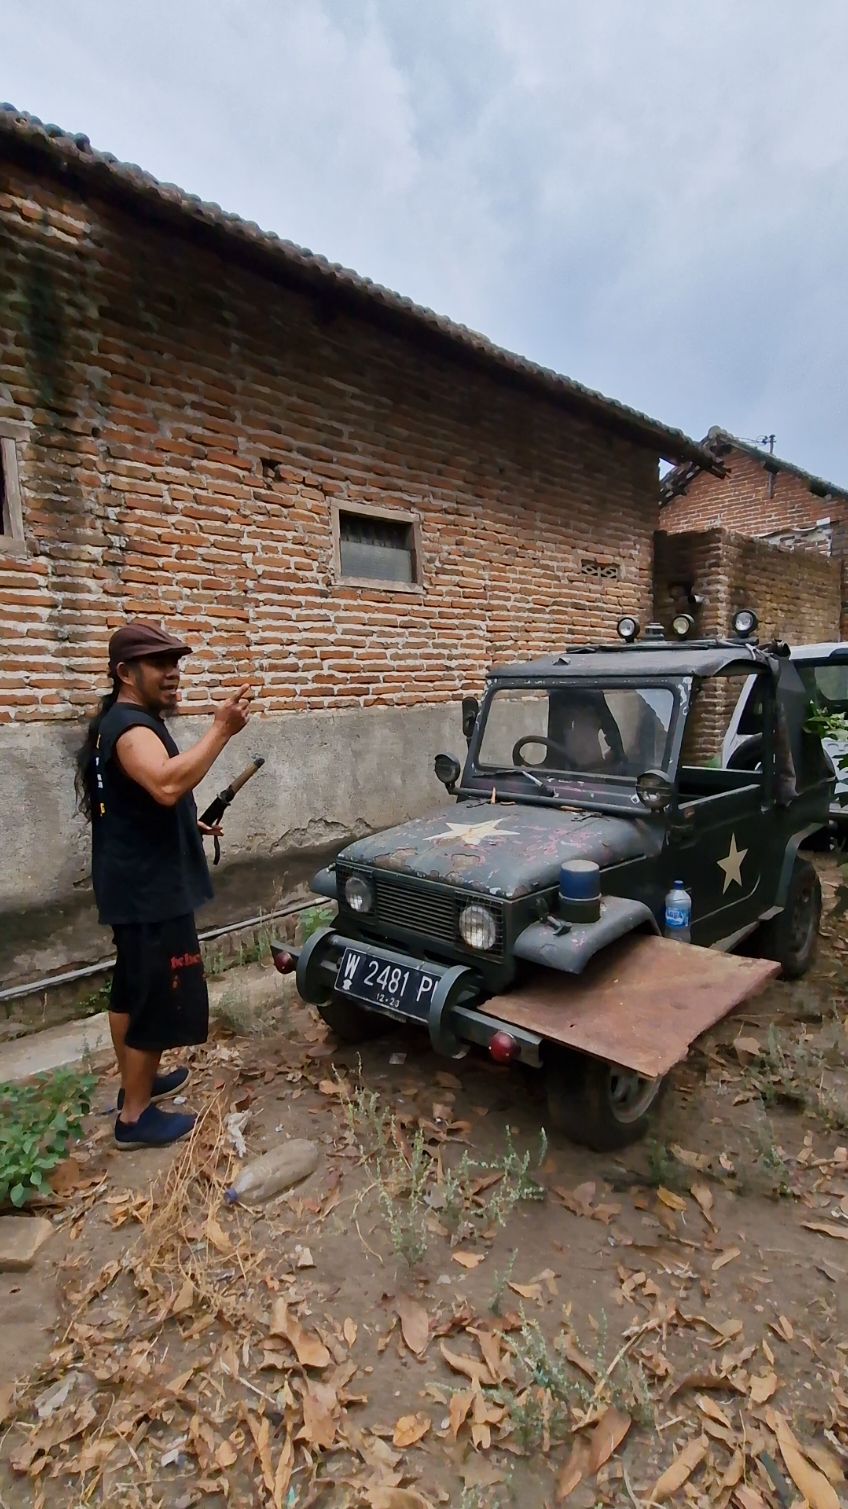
[
  {"left": 807, "top": 1443, "right": 846, "bottom": 1484},
  {"left": 562, "top": 1335, "right": 598, "bottom": 1379},
  {"left": 652, "top": 1435, "right": 709, "bottom": 1500},
  {"left": 712, "top": 1247, "right": 741, "bottom": 1271},
  {"left": 670, "top": 1144, "right": 711, "bottom": 1171},
  {"left": 449, "top": 1389, "right": 474, "bottom": 1438},
  {"left": 298, "top": 1387, "right": 336, "bottom": 1449},
  {"left": 733, "top": 1488, "right": 768, "bottom": 1509},
  {"left": 216, "top": 1439, "right": 238, "bottom": 1468},
  {"left": 587, "top": 1406, "right": 631, "bottom": 1473},
  {"left": 452, "top": 1252, "right": 486, "bottom": 1269},
  {"left": 749, "top": 1372, "right": 778, "bottom": 1404},
  {"left": 367, "top": 1489, "right": 435, "bottom": 1509},
  {"left": 657, "top": 1186, "right": 687, "bottom": 1211},
  {"left": 343, "top": 1317, "right": 357, "bottom": 1347},
  {"left": 204, "top": 1215, "right": 232, "bottom": 1254},
  {"left": 397, "top": 1293, "right": 429, "bottom": 1357},
  {"left": 774, "top": 1416, "right": 841, "bottom": 1509},
  {"left": 439, "top": 1341, "right": 493, "bottom": 1388},
  {"left": 557, "top": 1436, "right": 590, "bottom": 1501},
  {"left": 392, "top": 1413, "right": 431, "bottom": 1448},
  {"left": 171, "top": 1277, "right": 194, "bottom": 1315},
  {"left": 269, "top": 1299, "right": 331, "bottom": 1369},
  {"left": 508, "top": 1280, "right": 543, "bottom": 1303},
  {"left": 802, "top": 1222, "right": 848, "bottom": 1241},
  {"left": 696, "top": 1394, "right": 732, "bottom": 1427},
  {"left": 691, "top": 1181, "right": 715, "bottom": 1222}
]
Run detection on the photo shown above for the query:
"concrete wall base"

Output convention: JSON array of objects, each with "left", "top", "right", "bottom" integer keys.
[{"left": 1, "top": 700, "right": 462, "bottom": 990}]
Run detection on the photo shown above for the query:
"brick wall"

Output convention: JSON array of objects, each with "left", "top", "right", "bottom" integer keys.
[
  {"left": 654, "top": 527, "right": 841, "bottom": 758},
  {"left": 0, "top": 161, "right": 659, "bottom": 725},
  {"left": 660, "top": 445, "right": 843, "bottom": 539}
]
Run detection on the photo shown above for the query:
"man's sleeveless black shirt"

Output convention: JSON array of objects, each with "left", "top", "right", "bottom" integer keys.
[{"left": 90, "top": 704, "right": 213, "bottom": 925}]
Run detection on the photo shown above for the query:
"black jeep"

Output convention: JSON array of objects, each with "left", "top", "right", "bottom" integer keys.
[{"left": 283, "top": 617, "right": 831, "bottom": 1150}]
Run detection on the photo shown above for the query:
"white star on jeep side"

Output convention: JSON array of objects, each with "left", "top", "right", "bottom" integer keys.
[
  {"left": 431, "top": 818, "right": 520, "bottom": 846},
  {"left": 717, "top": 833, "right": 748, "bottom": 893}
]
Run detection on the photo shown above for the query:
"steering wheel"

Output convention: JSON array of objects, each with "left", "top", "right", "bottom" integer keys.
[{"left": 512, "top": 735, "right": 573, "bottom": 768}]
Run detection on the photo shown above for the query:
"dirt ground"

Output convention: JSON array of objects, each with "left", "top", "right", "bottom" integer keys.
[{"left": 3, "top": 860, "right": 848, "bottom": 1509}]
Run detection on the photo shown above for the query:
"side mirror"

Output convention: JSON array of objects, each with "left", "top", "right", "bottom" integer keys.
[
  {"left": 434, "top": 753, "right": 461, "bottom": 794},
  {"left": 461, "top": 696, "right": 479, "bottom": 745}
]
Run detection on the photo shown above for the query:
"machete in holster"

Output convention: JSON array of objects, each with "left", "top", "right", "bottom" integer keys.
[{"left": 199, "top": 755, "right": 265, "bottom": 864}]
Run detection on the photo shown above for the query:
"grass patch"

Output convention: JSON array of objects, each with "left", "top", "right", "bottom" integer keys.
[
  {"left": 341, "top": 1080, "right": 547, "bottom": 1266},
  {"left": 743, "top": 1023, "right": 848, "bottom": 1131},
  {"left": 0, "top": 1067, "right": 96, "bottom": 1207}
]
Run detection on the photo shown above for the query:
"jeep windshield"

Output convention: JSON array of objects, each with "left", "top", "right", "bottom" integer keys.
[{"left": 474, "top": 684, "right": 676, "bottom": 790}]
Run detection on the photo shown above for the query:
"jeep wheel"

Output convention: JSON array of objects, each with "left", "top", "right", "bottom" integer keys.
[
  {"left": 755, "top": 857, "right": 821, "bottom": 979},
  {"left": 544, "top": 1047, "right": 666, "bottom": 1151},
  {"left": 315, "top": 992, "right": 389, "bottom": 1043}
]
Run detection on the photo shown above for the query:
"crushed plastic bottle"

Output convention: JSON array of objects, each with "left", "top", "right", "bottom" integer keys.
[{"left": 224, "top": 1138, "right": 318, "bottom": 1205}]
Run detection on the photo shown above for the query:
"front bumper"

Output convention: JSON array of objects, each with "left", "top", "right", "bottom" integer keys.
[{"left": 296, "top": 926, "right": 542, "bottom": 1066}]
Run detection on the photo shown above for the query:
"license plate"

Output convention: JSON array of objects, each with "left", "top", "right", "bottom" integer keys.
[{"left": 336, "top": 947, "right": 438, "bottom": 1021}]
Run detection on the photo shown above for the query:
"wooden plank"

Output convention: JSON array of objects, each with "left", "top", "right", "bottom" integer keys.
[{"left": 484, "top": 934, "right": 779, "bottom": 1077}]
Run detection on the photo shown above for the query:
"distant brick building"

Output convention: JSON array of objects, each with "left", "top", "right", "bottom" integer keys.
[
  {"left": 0, "top": 106, "right": 718, "bottom": 985},
  {"left": 660, "top": 427, "right": 848, "bottom": 634}
]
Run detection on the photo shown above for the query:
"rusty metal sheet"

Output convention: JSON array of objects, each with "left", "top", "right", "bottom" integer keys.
[{"left": 483, "top": 935, "right": 780, "bottom": 1077}]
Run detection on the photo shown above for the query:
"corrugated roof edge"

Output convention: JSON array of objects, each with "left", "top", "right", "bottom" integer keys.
[
  {"left": 660, "top": 425, "right": 848, "bottom": 504},
  {"left": 0, "top": 102, "right": 720, "bottom": 472}
]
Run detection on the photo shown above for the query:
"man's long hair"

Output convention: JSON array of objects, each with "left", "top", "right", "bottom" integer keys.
[{"left": 74, "top": 672, "right": 120, "bottom": 819}]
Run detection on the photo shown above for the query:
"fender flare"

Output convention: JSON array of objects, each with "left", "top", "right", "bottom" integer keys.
[
  {"left": 514, "top": 896, "right": 660, "bottom": 975},
  {"left": 774, "top": 826, "right": 822, "bottom": 910}
]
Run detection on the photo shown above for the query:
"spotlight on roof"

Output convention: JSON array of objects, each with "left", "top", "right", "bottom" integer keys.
[
  {"left": 732, "top": 608, "right": 758, "bottom": 639},
  {"left": 616, "top": 616, "right": 640, "bottom": 642},
  {"left": 671, "top": 613, "right": 694, "bottom": 638}
]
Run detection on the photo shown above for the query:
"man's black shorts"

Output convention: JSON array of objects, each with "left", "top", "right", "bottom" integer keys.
[{"left": 110, "top": 913, "right": 209, "bottom": 1052}]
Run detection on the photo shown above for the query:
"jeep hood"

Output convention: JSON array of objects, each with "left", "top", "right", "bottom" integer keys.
[{"left": 338, "top": 800, "right": 659, "bottom": 900}]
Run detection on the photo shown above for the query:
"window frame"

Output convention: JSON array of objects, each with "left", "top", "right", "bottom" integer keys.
[
  {"left": 0, "top": 420, "right": 26, "bottom": 556},
  {"left": 331, "top": 499, "right": 423, "bottom": 594}
]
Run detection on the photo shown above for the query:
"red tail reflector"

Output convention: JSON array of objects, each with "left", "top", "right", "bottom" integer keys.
[
  {"left": 489, "top": 1030, "right": 518, "bottom": 1063},
  {"left": 271, "top": 945, "right": 295, "bottom": 975}
]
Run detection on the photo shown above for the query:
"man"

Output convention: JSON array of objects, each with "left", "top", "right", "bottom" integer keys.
[{"left": 77, "top": 621, "right": 252, "bottom": 1149}]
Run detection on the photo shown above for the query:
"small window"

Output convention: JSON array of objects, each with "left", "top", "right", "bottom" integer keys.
[
  {"left": 333, "top": 503, "right": 421, "bottom": 589},
  {"left": 0, "top": 424, "right": 26, "bottom": 553}
]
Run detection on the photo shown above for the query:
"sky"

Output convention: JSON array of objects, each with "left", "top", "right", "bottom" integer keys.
[{"left": 3, "top": 1, "right": 848, "bottom": 481}]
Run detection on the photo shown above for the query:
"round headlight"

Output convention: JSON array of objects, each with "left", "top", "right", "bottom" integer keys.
[
  {"left": 459, "top": 902, "right": 498, "bottom": 951},
  {"left": 344, "top": 875, "right": 374, "bottom": 913},
  {"left": 732, "top": 608, "right": 758, "bottom": 638},
  {"left": 617, "top": 616, "right": 640, "bottom": 642},
  {"left": 671, "top": 612, "right": 694, "bottom": 638},
  {"left": 636, "top": 768, "right": 673, "bottom": 812}
]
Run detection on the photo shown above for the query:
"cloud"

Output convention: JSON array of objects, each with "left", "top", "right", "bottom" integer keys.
[{"left": 3, "top": 0, "right": 848, "bottom": 478}]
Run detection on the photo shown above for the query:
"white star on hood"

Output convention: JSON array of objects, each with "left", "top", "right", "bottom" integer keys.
[{"left": 431, "top": 818, "right": 520, "bottom": 846}]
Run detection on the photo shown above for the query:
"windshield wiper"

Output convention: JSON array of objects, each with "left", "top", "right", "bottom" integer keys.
[{"left": 482, "top": 767, "right": 557, "bottom": 798}]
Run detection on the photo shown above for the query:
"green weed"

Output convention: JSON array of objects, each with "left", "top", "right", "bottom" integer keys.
[
  {"left": 298, "top": 905, "right": 335, "bottom": 944},
  {"left": 0, "top": 1067, "right": 96, "bottom": 1207}
]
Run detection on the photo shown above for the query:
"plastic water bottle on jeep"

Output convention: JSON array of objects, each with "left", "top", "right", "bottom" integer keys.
[{"left": 664, "top": 881, "right": 692, "bottom": 943}]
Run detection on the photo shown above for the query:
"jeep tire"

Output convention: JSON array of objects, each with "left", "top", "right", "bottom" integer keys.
[
  {"left": 544, "top": 1047, "right": 666, "bottom": 1151},
  {"left": 755, "top": 856, "right": 821, "bottom": 979},
  {"left": 315, "top": 992, "right": 389, "bottom": 1043}
]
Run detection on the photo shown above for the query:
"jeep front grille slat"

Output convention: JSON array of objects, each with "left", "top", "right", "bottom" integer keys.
[{"left": 337, "top": 867, "right": 504, "bottom": 960}]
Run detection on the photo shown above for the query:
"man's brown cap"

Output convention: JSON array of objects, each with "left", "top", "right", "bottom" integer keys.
[{"left": 108, "top": 620, "right": 192, "bottom": 672}]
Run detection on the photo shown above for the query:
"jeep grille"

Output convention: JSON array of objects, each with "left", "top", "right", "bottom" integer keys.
[{"left": 337, "top": 867, "right": 505, "bottom": 961}]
